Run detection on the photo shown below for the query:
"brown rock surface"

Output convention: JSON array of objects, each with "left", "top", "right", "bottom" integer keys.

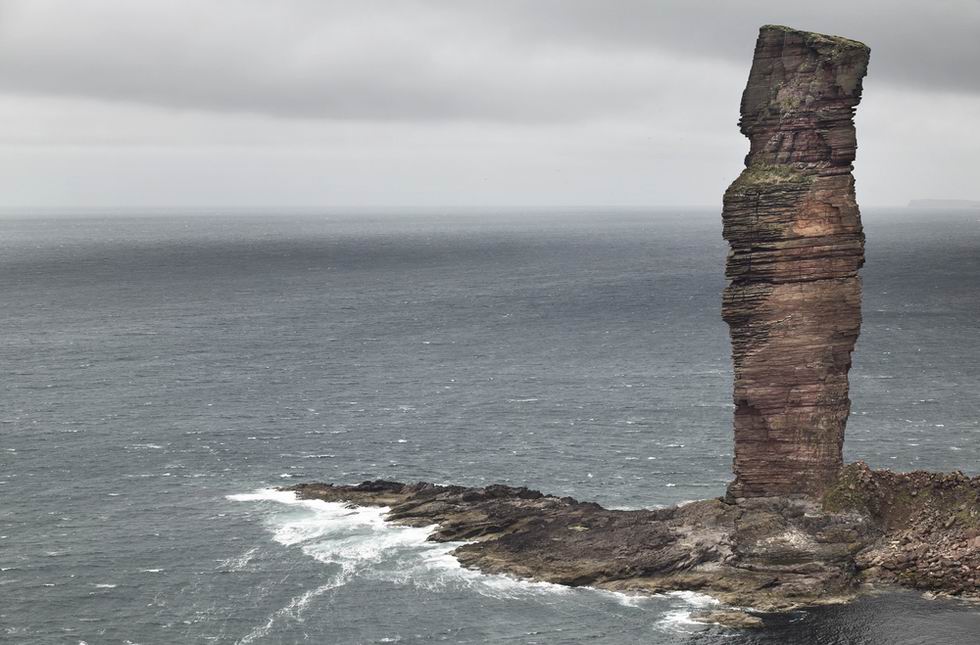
[
  {"left": 722, "top": 25, "right": 871, "bottom": 498},
  {"left": 691, "top": 609, "right": 765, "bottom": 629},
  {"left": 286, "top": 465, "right": 980, "bottom": 611},
  {"left": 825, "top": 463, "right": 980, "bottom": 595}
]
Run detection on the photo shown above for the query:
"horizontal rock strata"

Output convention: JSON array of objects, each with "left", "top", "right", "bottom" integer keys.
[
  {"left": 286, "top": 464, "right": 980, "bottom": 616},
  {"left": 723, "top": 25, "right": 871, "bottom": 498}
]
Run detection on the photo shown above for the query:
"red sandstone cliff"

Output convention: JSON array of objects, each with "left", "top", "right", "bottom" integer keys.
[{"left": 723, "top": 25, "right": 871, "bottom": 498}]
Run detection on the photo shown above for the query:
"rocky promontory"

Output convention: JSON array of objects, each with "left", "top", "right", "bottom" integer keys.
[{"left": 286, "top": 464, "right": 979, "bottom": 613}]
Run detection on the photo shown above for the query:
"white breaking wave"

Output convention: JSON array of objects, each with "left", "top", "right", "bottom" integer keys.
[
  {"left": 654, "top": 590, "right": 722, "bottom": 633},
  {"left": 227, "top": 488, "right": 573, "bottom": 600},
  {"left": 658, "top": 609, "right": 705, "bottom": 631},
  {"left": 592, "top": 589, "right": 657, "bottom": 608},
  {"left": 665, "top": 590, "right": 721, "bottom": 607},
  {"left": 228, "top": 488, "right": 727, "bottom": 639},
  {"left": 228, "top": 488, "right": 581, "bottom": 642}
]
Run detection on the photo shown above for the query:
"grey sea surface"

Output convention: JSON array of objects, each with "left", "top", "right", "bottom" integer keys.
[{"left": 1, "top": 208, "right": 978, "bottom": 644}]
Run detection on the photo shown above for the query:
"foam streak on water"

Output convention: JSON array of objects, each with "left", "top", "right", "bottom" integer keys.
[{"left": 234, "top": 576, "right": 346, "bottom": 645}]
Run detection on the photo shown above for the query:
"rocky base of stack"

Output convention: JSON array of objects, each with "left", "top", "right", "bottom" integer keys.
[
  {"left": 827, "top": 465, "right": 980, "bottom": 594},
  {"left": 285, "top": 463, "right": 979, "bottom": 626}
]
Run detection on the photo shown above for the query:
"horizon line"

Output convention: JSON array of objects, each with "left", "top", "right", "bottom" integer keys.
[{"left": 0, "top": 203, "right": 918, "bottom": 213}]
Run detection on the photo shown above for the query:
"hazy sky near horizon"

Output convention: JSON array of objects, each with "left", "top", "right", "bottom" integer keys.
[{"left": 1, "top": 0, "right": 978, "bottom": 209}]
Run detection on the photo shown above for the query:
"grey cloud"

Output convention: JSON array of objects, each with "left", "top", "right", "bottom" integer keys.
[
  {"left": 0, "top": 0, "right": 977, "bottom": 208},
  {"left": 0, "top": 0, "right": 683, "bottom": 122},
  {"left": 1, "top": 1, "right": 977, "bottom": 123},
  {"left": 466, "top": 1, "right": 980, "bottom": 94}
]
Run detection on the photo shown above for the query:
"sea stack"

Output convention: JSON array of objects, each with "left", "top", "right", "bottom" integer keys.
[
  {"left": 723, "top": 26, "right": 871, "bottom": 498},
  {"left": 287, "top": 27, "right": 980, "bottom": 610}
]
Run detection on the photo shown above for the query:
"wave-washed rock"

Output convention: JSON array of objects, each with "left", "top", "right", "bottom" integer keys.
[{"left": 286, "top": 464, "right": 979, "bottom": 618}]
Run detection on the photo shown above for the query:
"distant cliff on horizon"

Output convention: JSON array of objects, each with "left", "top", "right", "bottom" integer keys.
[{"left": 908, "top": 199, "right": 980, "bottom": 209}]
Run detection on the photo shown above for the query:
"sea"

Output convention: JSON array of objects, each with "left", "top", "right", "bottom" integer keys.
[{"left": 2, "top": 207, "right": 978, "bottom": 644}]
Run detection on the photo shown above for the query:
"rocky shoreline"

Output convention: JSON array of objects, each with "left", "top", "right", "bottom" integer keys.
[{"left": 285, "top": 463, "right": 979, "bottom": 626}]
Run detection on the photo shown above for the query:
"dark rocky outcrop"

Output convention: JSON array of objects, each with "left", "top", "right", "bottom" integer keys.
[
  {"left": 286, "top": 465, "right": 980, "bottom": 613},
  {"left": 722, "top": 25, "right": 871, "bottom": 498}
]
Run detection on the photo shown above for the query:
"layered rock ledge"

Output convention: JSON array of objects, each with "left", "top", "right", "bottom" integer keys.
[{"left": 286, "top": 463, "right": 979, "bottom": 618}]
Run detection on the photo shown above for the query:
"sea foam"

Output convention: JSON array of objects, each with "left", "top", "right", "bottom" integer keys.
[
  {"left": 228, "top": 488, "right": 725, "bottom": 640},
  {"left": 227, "top": 488, "right": 572, "bottom": 600}
]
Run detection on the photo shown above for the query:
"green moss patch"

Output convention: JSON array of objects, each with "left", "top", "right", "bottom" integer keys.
[
  {"left": 728, "top": 163, "right": 813, "bottom": 196},
  {"left": 822, "top": 462, "right": 980, "bottom": 531}
]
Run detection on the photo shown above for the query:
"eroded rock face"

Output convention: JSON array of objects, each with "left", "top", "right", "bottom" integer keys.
[{"left": 723, "top": 25, "right": 871, "bottom": 498}]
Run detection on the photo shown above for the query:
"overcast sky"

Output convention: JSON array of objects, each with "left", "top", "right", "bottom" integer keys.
[{"left": 0, "top": 0, "right": 977, "bottom": 209}]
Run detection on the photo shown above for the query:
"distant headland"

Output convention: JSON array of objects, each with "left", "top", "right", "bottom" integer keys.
[{"left": 908, "top": 199, "right": 980, "bottom": 209}]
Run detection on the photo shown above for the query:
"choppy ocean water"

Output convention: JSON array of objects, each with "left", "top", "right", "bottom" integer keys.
[{"left": 1, "top": 208, "right": 977, "bottom": 644}]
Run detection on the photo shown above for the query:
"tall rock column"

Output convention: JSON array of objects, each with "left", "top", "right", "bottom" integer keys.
[{"left": 723, "top": 26, "right": 870, "bottom": 498}]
